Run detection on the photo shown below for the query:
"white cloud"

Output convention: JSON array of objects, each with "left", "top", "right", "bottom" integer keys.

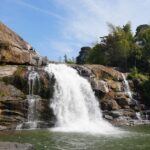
[
  {"left": 12, "top": 0, "right": 64, "bottom": 20},
  {"left": 51, "top": 0, "right": 150, "bottom": 59},
  {"left": 8, "top": 0, "right": 150, "bottom": 60}
]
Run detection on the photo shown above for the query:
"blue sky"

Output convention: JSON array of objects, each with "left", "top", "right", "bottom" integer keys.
[{"left": 0, "top": 0, "right": 150, "bottom": 61}]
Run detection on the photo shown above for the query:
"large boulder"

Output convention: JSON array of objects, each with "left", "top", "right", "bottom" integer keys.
[
  {"left": 0, "top": 81, "right": 27, "bottom": 129},
  {"left": 91, "top": 79, "right": 109, "bottom": 93},
  {"left": 85, "top": 65, "right": 123, "bottom": 81},
  {"left": 0, "top": 22, "right": 47, "bottom": 66},
  {"left": 100, "top": 99, "right": 120, "bottom": 111},
  {"left": 0, "top": 65, "right": 17, "bottom": 77},
  {"left": 115, "top": 95, "right": 129, "bottom": 108}
]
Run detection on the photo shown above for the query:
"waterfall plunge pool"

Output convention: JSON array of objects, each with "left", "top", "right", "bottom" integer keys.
[{"left": 0, "top": 126, "right": 150, "bottom": 150}]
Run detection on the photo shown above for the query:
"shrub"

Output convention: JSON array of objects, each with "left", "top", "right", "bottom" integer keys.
[{"left": 128, "top": 67, "right": 149, "bottom": 81}]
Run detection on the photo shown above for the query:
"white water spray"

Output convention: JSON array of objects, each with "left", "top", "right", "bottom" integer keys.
[
  {"left": 122, "top": 73, "right": 132, "bottom": 100},
  {"left": 16, "top": 70, "right": 39, "bottom": 130},
  {"left": 45, "top": 64, "right": 119, "bottom": 134},
  {"left": 136, "top": 112, "right": 142, "bottom": 120},
  {"left": 28, "top": 71, "right": 39, "bottom": 95},
  {"left": 27, "top": 70, "right": 39, "bottom": 129}
]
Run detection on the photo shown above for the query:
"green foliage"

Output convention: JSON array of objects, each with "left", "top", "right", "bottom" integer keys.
[
  {"left": 76, "top": 22, "right": 150, "bottom": 72},
  {"left": 140, "top": 80, "right": 150, "bottom": 106},
  {"left": 87, "top": 44, "right": 108, "bottom": 65},
  {"left": 127, "top": 67, "right": 150, "bottom": 106},
  {"left": 128, "top": 67, "right": 148, "bottom": 81},
  {"left": 66, "top": 60, "right": 75, "bottom": 64},
  {"left": 64, "top": 54, "right": 76, "bottom": 64},
  {"left": 76, "top": 47, "right": 91, "bottom": 64},
  {"left": 75, "top": 22, "right": 150, "bottom": 105},
  {"left": 135, "top": 25, "right": 150, "bottom": 71}
]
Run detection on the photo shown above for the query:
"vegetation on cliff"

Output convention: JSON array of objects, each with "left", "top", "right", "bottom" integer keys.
[
  {"left": 77, "top": 23, "right": 149, "bottom": 71},
  {"left": 76, "top": 23, "right": 150, "bottom": 106}
]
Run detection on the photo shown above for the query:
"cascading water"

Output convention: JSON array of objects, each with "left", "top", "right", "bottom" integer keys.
[
  {"left": 136, "top": 112, "right": 142, "bottom": 120},
  {"left": 16, "top": 69, "right": 39, "bottom": 130},
  {"left": 28, "top": 70, "right": 39, "bottom": 96},
  {"left": 122, "top": 73, "right": 133, "bottom": 101},
  {"left": 27, "top": 70, "right": 39, "bottom": 128},
  {"left": 45, "top": 64, "right": 119, "bottom": 134}
]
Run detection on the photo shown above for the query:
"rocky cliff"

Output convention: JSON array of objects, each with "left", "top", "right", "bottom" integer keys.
[
  {"left": 0, "top": 65, "right": 55, "bottom": 130},
  {"left": 0, "top": 22, "right": 149, "bottom": 130},
  {"left": 0, "top": 63, "right": 149, "bottom": 130},
  {"left": 0, "top": 22, "right": 47, "bottom": 66},
  {"left": 72, "top": 64, "right": 149, "bottom": 126}
]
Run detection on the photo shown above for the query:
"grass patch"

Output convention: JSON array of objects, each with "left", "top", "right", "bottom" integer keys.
[{"left": 128, "top": 67, "right": 149, "bottom": 81}]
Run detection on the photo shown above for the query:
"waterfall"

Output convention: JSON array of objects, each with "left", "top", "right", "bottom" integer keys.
[
  {"left": 122, "top": 73, "right": 133, "bottom": 101},
  {"left": 45, "top": 64, "right": 119, "bottom": 134},
  {"left": 136, "top": 112, "right": 142, "bottom": 120},
  {"left": 16, "top": 69, "right": 39, "bottom": 130},
  {"left": 28, "top": 70, "right": 39, "bottom": 95},
  {"left": 27, "top": 70, "right": 39, "bottom": 129}
]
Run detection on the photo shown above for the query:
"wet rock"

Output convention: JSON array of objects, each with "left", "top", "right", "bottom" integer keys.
[
  {"left": 33, "top": 96, "right": 56, "bottom": 123},
  {"left": 71, "top": 65, "right": 94, "bottom": 78},
  {"left": 115, "top": 96, "right": 129, "bottom": 108},
  {"left": 91, "top": 79, "right": 109, "bottom": 93},
  {"left": 0, "top": 81, "right": 28, "bottom": 128},
  {"left": 123, "top": 110, "right": 136, "bottom": 119},
  {"left": 108, "top": 110, "right": 123, "bottom": 119},
  {"left": 103, "top": 114, "right": 113, "bottom": 120},
  {"left": 2, "top": 66, "right": 55, "bottom": 99},
  {"left": 20, "top": 121, "right": 54, "bottom": 129},
  {"left": 0, "top": 81, "right": 25, "bottom": 100},
  {"left": 100, "top": 99, "right": 120, "bottom": 111}
]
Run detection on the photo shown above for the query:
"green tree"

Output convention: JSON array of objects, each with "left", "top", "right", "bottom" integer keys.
[
  {"left": 87, "top": 44, "right": 108, "bottom": 65},
  {"left": 135, "top": 25, "right": 150, "bottom": 71},
  {"left": 101, "top": 23, "right": 134, "bottom": 70}
]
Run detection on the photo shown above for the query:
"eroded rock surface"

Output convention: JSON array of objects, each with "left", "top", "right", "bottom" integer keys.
[
  {"left": 71, "top": 64, "right": 149, "bottom": 126},
  {"left": 0, "top": 22, "right": 47, "bottom": 66}
]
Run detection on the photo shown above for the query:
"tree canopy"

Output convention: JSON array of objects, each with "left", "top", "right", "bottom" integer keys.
[{"left": 76, "top": 23, "right": 150, "bottom": 72}]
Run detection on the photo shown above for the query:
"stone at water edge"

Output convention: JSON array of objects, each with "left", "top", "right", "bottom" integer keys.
[{"left": 0, "top": 142, "right": 35, "bottom": 150}]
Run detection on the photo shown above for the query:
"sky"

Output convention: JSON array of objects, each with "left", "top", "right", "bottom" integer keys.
[{"left": 0, "top": 0, "right": 150, "bottom": 61}]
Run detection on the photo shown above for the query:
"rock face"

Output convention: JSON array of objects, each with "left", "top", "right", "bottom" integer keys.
[
  {"left": 0, "top": 81, "right": 27, "bottom": 129},
  {"left": 0, "top": 22, "right": 47, "bottom": 66},
  {"left": 0, "top": 22, "right": 149, "bottom": 129},
  {"left": 0, "top": 65, "right": 55, "bottom": 130},
  {"left": 0, "top": 63, "right": 149, "bottom": 129},
  {"left": 71, "top": 64, "right": 149, "bottom": 126}
]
